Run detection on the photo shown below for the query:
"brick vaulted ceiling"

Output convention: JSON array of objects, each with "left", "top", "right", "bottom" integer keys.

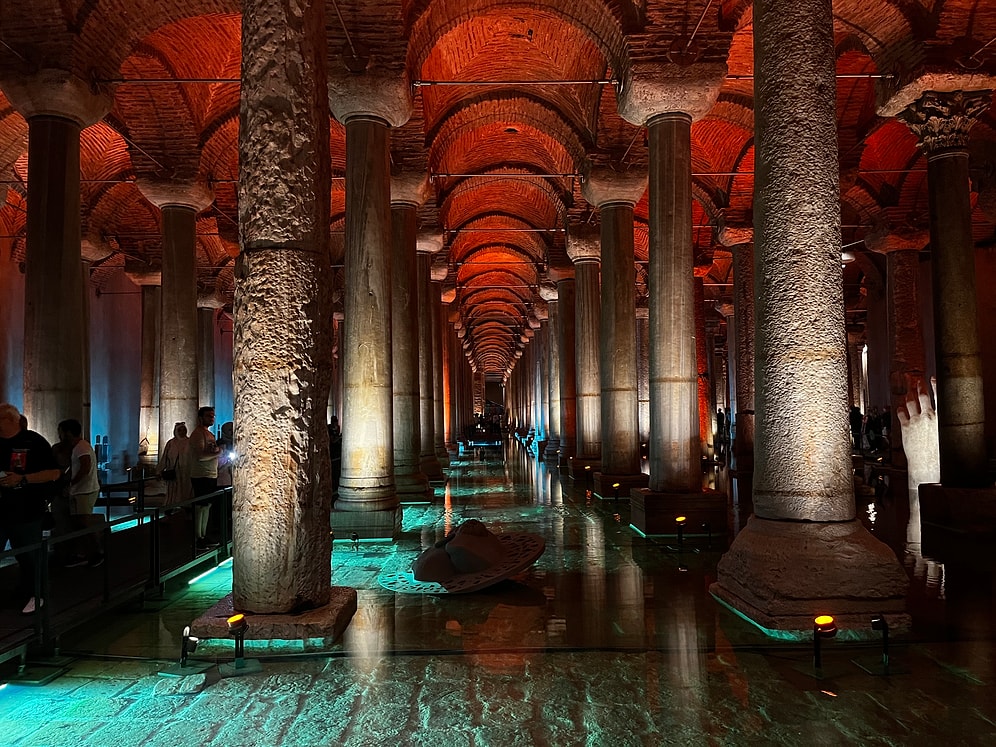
[{"left": 0, "top": 1, "right": 995, "bottom": 377}]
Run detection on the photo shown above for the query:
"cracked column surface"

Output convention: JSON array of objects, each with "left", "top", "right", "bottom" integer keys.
[
  {"left": 231, "top": 0, "right": 332, "bottom": 612},
  {"left": 582, "top": 168, "right": 647, "bottom": 489},
  {"left": 897, "top": 90, "right": 991, "bottom": 488},
  {"left": 0, "top": 70, "right": 110, "bottom": 441},
  {"left": 710, "top": 0, "right": 908, "bottom": 631},
  {"left": 566, "top": 228, "right": 602, "bottom": 464},
  {"left": 391, "top": 174, "right": 432, "bottom": 501}
]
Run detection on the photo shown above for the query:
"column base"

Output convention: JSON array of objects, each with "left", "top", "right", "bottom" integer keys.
[
  {"left": 593, "top": 472, "right": 648, "bottom": 500},
  {"left": 710, "top": 516, "right": 909, "bottom": 637},
  {"left": 330, "top": 506, "right": 402, "bottom": 541},
  {"left": 543, "top": 439, "right": 561, "bottom": 461},
  {"left": 189, "top": 587, "right": 357, "bottom": 646},
  {"left": 629, "top": 487, "right": 725, "bottom": 535},
  {"left": 568, "top": 456, "right": 600, "bottom": 481}
]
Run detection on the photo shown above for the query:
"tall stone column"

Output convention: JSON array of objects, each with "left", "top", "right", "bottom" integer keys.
[
  {"left": 231, "top": 0, "right": 335, "bottom": 614},
  {"left": 540, "top": 284, "right": 562, "bottom": 459},
  {"left": 431, "top": 262, "right": 450, "bottom": 467},
  {"left": 712, "top": 0, "right": 907, "bottom": 631},
  {"left": 582, "top": 168, "right": 647, "bottom": 494},
  {"left": 553, "top": 270, "right": 577, "bottom": 465},
  {"left": 197, "top": 304, "right": 218, "bottom": 409},
  {"left": 80, "top": 259, "right": 92, "bottom": 438},
  {"left": 725, "top": 236, "right": 756, "bottom": 474},
  {"left": 138, "top": 281, "right": 162, "bottom": 465},
  {"left": 636, "top": 302, "right": 650, "bottom": 450},
  {"left": 694, "top": 276, "right": 711, "bottom": 457},
  {"left": 138, "top": 182, "right": 213, "bottom": 455},
  {"left": 0, "top": 70, "right": 110, "bottom": 441},
  {"left": 390, "top": 174, "right": 431, "bottom": 501},
  {"left": 567, "top": 227, "right": 602, "bottom": 475},
  {"left": 329, "top": 71, "right": 413, "bottom": 532},
  {"left": 897, "top": 90, "right": 991, "bottom": 487},
  {"left": 865, "top": 227, "right": 929, "bottom": 470},
  {"left": 442, "top": 293, "right": 455, "bottom": 452},
  {"left": 417, "top": 234, "right": 445, "bottom": 483}
]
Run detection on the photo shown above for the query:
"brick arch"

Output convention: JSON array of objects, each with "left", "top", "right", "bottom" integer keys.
[{"left": 441, "top": 177, "right": 567, "bottom": 231}]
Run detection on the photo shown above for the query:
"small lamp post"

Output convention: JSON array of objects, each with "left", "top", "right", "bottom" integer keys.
[{"left": 813, "top": 615, "right": 837, "bottom": 673}]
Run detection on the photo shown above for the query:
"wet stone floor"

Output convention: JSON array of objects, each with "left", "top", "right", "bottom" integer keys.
[{"left": 1, "top": 442, "right": 995, "bottom": 745}]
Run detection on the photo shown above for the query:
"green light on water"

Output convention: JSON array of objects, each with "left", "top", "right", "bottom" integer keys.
[
  {"left": 187, "top": 557, "right": 233, "bottom": 585},
  {"left": 710, "top": 593, "right": 805, "bottom": 641}
]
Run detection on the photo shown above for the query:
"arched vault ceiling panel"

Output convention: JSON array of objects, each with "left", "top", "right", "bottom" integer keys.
[
  {"left": 0, "top": 101, "right": 27, "bottom": 179},
  {"left": 432, "top": 123, "right": 576, "bottom": 185},
  {"left": 441, "top": 177, "right": 565, "bottom": 230},
  {"left": 448, "top": 222, "right": 549, "bottom": 264},
  {"left": 419, "top": 12, "right": 606, "bottom": 135},
  {"left": 429, "top": 95, "right": 588, "bottom": 174},
  {"left": 407, "top": 0, "right": 628, "bottom": 78},
  {"left": 458, "top": 265, "right": 538, "bottom": 289}
]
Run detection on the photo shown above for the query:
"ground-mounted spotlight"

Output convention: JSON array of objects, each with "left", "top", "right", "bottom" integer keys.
[
  {"left": 612, "top": 482, "right": 621, "bottom": 502},
  {"left": 813, "top": 615, "right": 837, "bottom": 673},
  {"left": 218, "top": 613, "right": 263, "bottom": 677},
  {"left": 675, "top": 515, "right": 687, "bottom": 547},
  {"left": 158, "top": 625, "right": 213, "bottom": 677},
  {"left": 854, "top": 614, "right": 906, "bottom": 676},
  {"left": 701, "top": 522, "right": 711, "bottom": 548}
]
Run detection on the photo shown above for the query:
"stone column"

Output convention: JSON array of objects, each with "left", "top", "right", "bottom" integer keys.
[
  {"left": 694, "top": 276, "right": 711, "bottom": 458},
  {"left": 442, "top": 292, "right": 455, "bottom": 453},
  {"left": 897, "top": 90, "right": 991, "bottom": 487},
  {"left": 0, "top": 70, "right": 110, "bottom": 441},
  {"left": 80, "top": 259, "right": 92, "bottom": 438},
  {"left": 865, "top": 227, "right": 929, "bottom": 470},
  {"left": 138, "top": 280, "right": 162, "bottom": 465},
  {"left": 417, "top": 233, "right": 445, "bottom": 483},
  {"left": 231, "top": 0, "right": 334, "bottom": 614},
  {"left": 391, "top": 174, "right": 431, "bottom": 501},
  {"left": 329, "top": 71, "right": 413, "bottom": 532},
  {"left": 567, "top": 227, "right": 602, "bottom": 475},
  {"left": 139, "top": 182, "right": 213, "bottom": 455},
  {"left": 431, "top": 261, "right": 450, "bottom": 467},
  {"left": 636, "top": 302, "right": 650, "bottom": 450},
  {"left": 582, "top": 168, "right": 648, "bottom": 494},
  {"left": 552, "top": 270, "right": 577, "bottom": 465},
  {"left": 197, "top": 304, "right": 218, "bottom": 409},
  {"left": 719, "top": 229, "right": 756, "bottom": 475},
  {"left": 540, "top": 284, "right": 562, "bottom": 459},
  {"left": 712, "top": 0, "right": 907, "bottom": 631}
]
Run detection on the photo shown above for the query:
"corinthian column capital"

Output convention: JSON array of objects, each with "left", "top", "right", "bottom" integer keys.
[{"left": 898, "top": 90, "right": 991, "bottom": 155}]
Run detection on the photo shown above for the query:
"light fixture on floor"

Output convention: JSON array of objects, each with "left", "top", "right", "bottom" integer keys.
[
  {"left": 612, "top": 482, "right": 620, "bottom": 501},
  {"left": 854, "top": 614, "right": 907, "bottom": 676},
  {"left": 813, "top": 615, "right": 837, "bottom": 673},
  {"left": 158, "top": 625, "right": 213, "bottom": 677},
  {"left": 218, "top": 613, "right": 263, "bottom": 677},
  {"left": 675, "top": 515, "right": 687, "bottom": 547}
]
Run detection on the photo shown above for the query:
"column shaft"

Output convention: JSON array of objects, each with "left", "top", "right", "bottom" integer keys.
[
  {"left": 886, "top": 249, "right": 925, "bottom": 469},
  {"left": 139, "top": 285, "right": 162, "bottom": 464},
  {"left": 198, "top": 307, "right": 215, "bottom": 408},
  {"left": 732, "top": 243, "right": 755, "bottom": 471},
  {"left": 418, "top": 254, "right": 443, "bottom": 481},
  {"left": 431, "top": 283, "right": 449, "bottom": 466},
  {"left": 575, "top": 259, "right": 601, "bottom": 459},
  {"left": 648, "top": 114, "right": 699, "bottom": 492},
  {"left": 544, "top": 301, "right": 562, "bottom": 458},
  {"left": 558, "top": 278, "right": 577, "bottom": 459}
]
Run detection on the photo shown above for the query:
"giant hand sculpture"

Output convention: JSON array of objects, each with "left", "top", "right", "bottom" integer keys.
[{"left": 897, "top": 377, "right": 941, "bottom": 492}]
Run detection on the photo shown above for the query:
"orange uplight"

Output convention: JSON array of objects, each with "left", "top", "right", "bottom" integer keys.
[
  {"left": 227, "top": 613, "right": 248, "bottom": 633},
  {"left": 675, "top": 516, "right": 687, "bottom": 524},
  {"left": 814, "top": 615, "right": 837, "bottom": 636},
  {"left": 612, "top": 482, "right": 620, "bottom": 489},
  {"left": 584, "top": 465, "right": 591, "bottom": 471}
]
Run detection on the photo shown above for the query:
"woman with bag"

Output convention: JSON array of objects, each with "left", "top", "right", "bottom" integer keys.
[{"left": 158, "top": 422, "right": 193, "bottom": 508}]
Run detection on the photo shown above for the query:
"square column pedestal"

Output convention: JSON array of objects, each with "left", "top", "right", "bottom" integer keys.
[
  {"left": 918, "top": 483, "right": 996, "bottom": 559},
  {"left": 330, "top": 506, "right": 402, "bottom": 541},
  {"left": 568, "top": 457, "right": 601, "bottom": 484},
  {"left": 190, "top": 588, "right": 357, "bottom": 648},
  {"left": 593, "top": 472, "right": 648, "bottom": 500},
  {"left": 629, "top": 487, "right": 726, "bottom": 536}
]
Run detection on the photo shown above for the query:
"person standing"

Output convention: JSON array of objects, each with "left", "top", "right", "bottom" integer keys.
[
  {"left": 189, "top": 407, "right": 220, "bottom": 548},
  {"left": 0, "top": 404, "right": 61, "bottom": 614},
  {"left": 158, "top": 422, "right": 194, "bottom": 509},
  {"left": 58, "top": 419, "right": 104, "bottom": 568}
]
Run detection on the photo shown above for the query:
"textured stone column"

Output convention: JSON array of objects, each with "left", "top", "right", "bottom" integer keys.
[
  {"left": 582, "top": 168, "right": 647, "bottom": 494},
  {"left": 329, "top": 72, "right": 413, "bottom": 527},
  {"left": 417, "top": 234, "right": 445, "bottom": 483},
  {"left": 0, "top": 70, "right": 110, "bottom": 441},
  {"left": 636, "top": 303, "right": 650, "bottom": 449},
  {"left": 553, "top": 271, "right": 577, "bottom": 465},
  {"left": 727, "top": 237, "right": 756, "bottom": 474},
  {"left": 442, "top": 294, "right": 455, "bottom": 452},
  {"left": 233, "top": 0, "right": 334, "bottom": 613},
  {"left": 694, "top": 276, "right": 711, "bottom": 457},
  {"left": 431, "top": 262, "right": 450, "bottom": 467},
  {"left": 80, "top": 260, "right": 92, "bottom": 437},
  {"left": 847, "top": 332, "right": 865, "bottom": 412},
  {"left": 897, "top": 90, "right": 991, "bottom": 487},
  {"left": 540, "top": 284, "right": 562, "bottom": 459},
  {"left": 197, "top": 305, "right": 217, "bottom": 408},
  {"left": 711, "top": 0, "right": 908, "bottom": 631},
  {"left": 865, "top": 227, "right": 929, "bottom": 470},
  {"left": 391, "top": 174, "right": 431, "bottom": 501},
  {"left": 138, "top": 281, "right": 162, "bottom": 465},
  {"left": 139, "top": 183, "right": 213, "bottom": 456},
  {"left": 567, "top": 228, "right": 601, "bottom": 474}
]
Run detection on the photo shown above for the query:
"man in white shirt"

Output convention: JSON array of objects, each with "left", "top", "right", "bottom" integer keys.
[
  {"left": 58, "top": 419, "right": 104, "bottom": 568},
  {"left": 189, "top": 407, "right": 220, "bottom": 549}
]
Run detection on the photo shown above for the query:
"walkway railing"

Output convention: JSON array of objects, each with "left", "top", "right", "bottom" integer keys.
[{"left": 0, "top": 485, "right": 233, "bottom": 667}]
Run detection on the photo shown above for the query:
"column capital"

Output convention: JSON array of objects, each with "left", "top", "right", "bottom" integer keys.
[
  {"left": 581, "top": 165, "right": 647, "bottom": 208},
  {"left": 136, "top": 179, "right": 214, "bottom": 213},
  {"left": 863, "top": 223, "right": 929, "bottom": 254},
  {"left": 430, "top": 261, "right": 449, "bottom": 282},
  {"left": 714, "top": 300, "right": 735, "bottom": 319},
  {"left": 125, "top": 266, "right": 162, "bottom": 286},
  {"left": 566, "top": 226, "right": 600, "bottom": 264},
  {"left": 616, "top": 62, "right": 727, "bottom": 126},
  {"left": 0, "top": 69, "right": 111, "bottom": 127},
  {"left": 391, "top": 172, "right": 431, "bottom": 208},
  {"left": 329, "top": 69, "right": 413, "bottom": 128},
  {"left": 416, "top": 231, "right": 444, "bottom": 255},
  {"left": 876, "top": 69, "right": 995, "bottom": 118},
  {"left": 896, "top": 89, "right": 992, "bottom": 154},
  {"left": 547, "top": 263, "right": 575, "bottom": 282},
  {"left": 81, "top": 235, "right": 115, "bottom": 262},
  {"left": 534, "top": 302, "right": 549, "bottom": 322},
  {"left": 537, "top": 283, "right": 558, "bottom": 302},
  {"left": 441, "top": 285, "right": 456, "bottom": 304},
  {"left": 715, "top": 220, "right": 754, "bottom": 248},
  {"left": 197, "top": 290, "right": 226, "bottom": 309}
]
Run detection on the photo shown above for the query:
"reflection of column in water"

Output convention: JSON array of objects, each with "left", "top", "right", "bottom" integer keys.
[
  {"left": 443, "top": 483, "right": 453, "bottom": 537},
  {"left": 662, "top": 573, "right": 708, "bottom": 715},
  {"left": 345, "top": 590, "right": 395, "bottom": 673},
  {"left": 582, "top": 516, "right": 606, "bottom": 643},
  {"left": 926, "top": 560, "right": 945, "bottom": 600},
  {"left": 612, "top": 555, "right": 644, "bottom": 645},
  {"left": 906, "top": 488, "right": 921, "bottom": 549}
]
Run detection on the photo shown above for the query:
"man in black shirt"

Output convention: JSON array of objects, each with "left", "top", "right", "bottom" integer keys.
[{"left": 0, "top": 404, "right": 61, "bottom": 614}]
